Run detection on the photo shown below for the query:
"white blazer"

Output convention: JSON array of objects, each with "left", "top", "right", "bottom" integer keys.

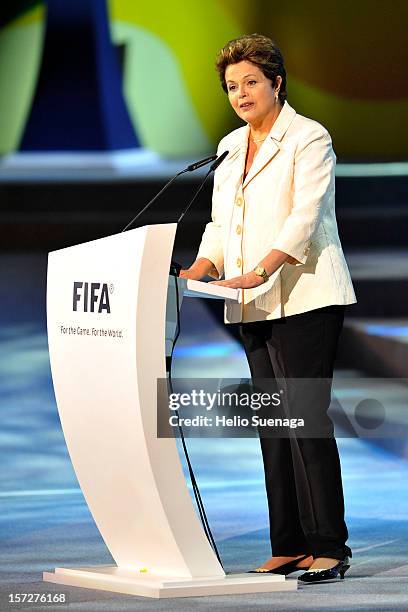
[{"left": 197, "top": 101, "right": 357, "bottom": 323}]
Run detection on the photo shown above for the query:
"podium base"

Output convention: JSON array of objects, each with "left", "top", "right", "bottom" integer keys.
[{"left": 43, "top": 565, "right": 297, "bottom": 598}]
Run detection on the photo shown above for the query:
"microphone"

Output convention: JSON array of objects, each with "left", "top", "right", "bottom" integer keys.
[
  {"left": 186, "top": 154, "right": 217, "bottom": 172},
  {"left": 209, "top": 150, "right": 229, "bottom": 172},
  {"left": 172, "top": 151, "right": 229, "bottom": 277},
  {"left": 121, "top": 154, "right": 219, "bottom": 232},
  {"left": 176, "top": 151, "right": 229, "bottom": 225}
]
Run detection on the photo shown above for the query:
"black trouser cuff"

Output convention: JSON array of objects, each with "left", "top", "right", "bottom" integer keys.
[{"left": 312, "top": 545, "right": 352, "bottom": 560}]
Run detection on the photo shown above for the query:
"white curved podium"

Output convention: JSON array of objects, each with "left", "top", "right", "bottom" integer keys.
[{"left": 43, "top": 223, "right": 296, "bottom": 598}]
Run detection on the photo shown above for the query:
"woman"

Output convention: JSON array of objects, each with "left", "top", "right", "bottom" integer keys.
[{"left": 180, "top": 34, "right": 356, "bottom": 583}]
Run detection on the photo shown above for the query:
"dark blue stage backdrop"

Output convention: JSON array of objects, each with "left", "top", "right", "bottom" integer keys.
[{"left": 20, "top": 0, "right": 139, "bottom": 151}]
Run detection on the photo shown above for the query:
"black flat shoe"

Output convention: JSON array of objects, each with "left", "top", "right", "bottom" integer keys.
[
  {"left": 249, "top": 554, "right": 311, "bottom": 576},
  {"left": 298, "top": 557, "right": 350, "bottom": 583}
]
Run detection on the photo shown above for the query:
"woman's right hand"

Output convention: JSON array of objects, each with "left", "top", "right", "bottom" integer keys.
[
  {"left": 179, "top": 258, "right": 217, "bottom": 280},
  {"left": 179, "top": 267, "right": 202, "bottom": 280}
]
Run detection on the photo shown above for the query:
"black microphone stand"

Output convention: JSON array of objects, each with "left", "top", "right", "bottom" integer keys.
[
  {"left": 177, "top": 151, "right": 229, "bottom": 225},
  {"left": 120, "top": 151, "right": 228, "bottom": 276},
  {"left": 171, "top": 151, "right": 229, "bottom": 276},
  {"left": 120, "top": 155, "right": 217, "bottom": 233}
]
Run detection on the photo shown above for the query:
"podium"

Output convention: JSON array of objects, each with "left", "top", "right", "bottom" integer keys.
[{"left": 43, "top": 223, "right": 297, "bottom": 598}]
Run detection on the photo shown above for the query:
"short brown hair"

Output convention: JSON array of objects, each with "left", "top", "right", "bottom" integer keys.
[{"left": 215, "top": 34, "right": 287, "bottom": 104}]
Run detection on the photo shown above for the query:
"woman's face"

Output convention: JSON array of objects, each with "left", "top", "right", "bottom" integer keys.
[{"left": 225, "top": 60, "right": 281, "bottom": 126}]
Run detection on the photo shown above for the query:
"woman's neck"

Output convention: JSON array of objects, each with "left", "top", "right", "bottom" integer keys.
[{"left": 249, "top": 103, "right": 283, "bottom": 142}]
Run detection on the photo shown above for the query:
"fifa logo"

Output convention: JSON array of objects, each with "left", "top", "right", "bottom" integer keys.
[{"left": 73, "top": 282, "right": 111, "bottom": 313}]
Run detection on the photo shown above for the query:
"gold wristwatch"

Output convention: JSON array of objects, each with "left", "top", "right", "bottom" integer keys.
[{"left": 254, "top": 266, "right": 269, "bottom": 283}]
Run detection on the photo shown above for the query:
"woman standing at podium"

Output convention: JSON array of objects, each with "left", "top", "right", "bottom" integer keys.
[{"left": 180, "top": 34, "right": 356, "bottom": 583}]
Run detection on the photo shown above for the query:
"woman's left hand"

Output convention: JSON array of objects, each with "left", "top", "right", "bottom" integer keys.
[{"left": 211, "top": 271, "right": 265, "bottom": 289}]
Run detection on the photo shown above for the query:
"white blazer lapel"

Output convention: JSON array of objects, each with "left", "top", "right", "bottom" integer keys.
[
  {"left": 243, "top": 137, "right": 280, "bottom": 188},
  {"left": 243, "top": 101, "right": 297, "bottom": 189}
]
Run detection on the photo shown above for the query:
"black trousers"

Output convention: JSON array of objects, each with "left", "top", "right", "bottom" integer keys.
[{"left": 239, "top": 305, "right": 352, "bottom": 560}]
